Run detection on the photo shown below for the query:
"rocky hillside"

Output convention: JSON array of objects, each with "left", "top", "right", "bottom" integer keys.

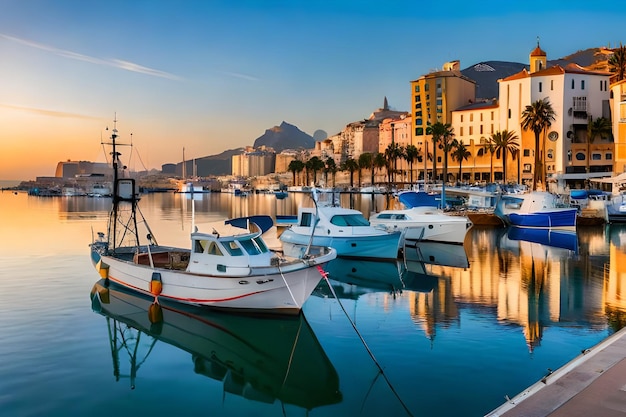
[{"left": 253, "top": 121, "right": 315, "bottom": 152}]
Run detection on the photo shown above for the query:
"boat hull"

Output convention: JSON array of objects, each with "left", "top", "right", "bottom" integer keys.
[
  {"left": 91, "top": 246, "right": 334, "bottom": 314},
  {"left": 507, "top": 208, "right": 577, "bottom": 229},
  {"left": 371, "top": 219, "right": 470, "bottom": 244},
  {"left": 279, "top": 229, "right": 401, "bottom": 259}
]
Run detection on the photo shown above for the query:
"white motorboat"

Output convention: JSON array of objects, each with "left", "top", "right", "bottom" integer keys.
[
  {"left": 369, "top": 206, "right": 473, "bottom": 244},
  {"left": 279, "top": 191, "right": 402, "bottom": 260},
  {"left": 90, "top": 118, "right": 336, "bottom": 315}
]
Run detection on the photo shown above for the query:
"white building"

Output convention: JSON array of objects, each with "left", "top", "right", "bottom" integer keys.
[{"left": 498, "top": 42, "right": 612, "bottom": 191}]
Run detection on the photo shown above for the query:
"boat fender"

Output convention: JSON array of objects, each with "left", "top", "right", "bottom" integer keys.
[
  {"left": 150, "top": 272, "right": 162, "bottom": 295},
  {"left": 97, "top": 260, "right": 109, "bottom": 279}
]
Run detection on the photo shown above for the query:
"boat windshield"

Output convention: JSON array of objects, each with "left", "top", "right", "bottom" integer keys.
[
  {"left": 330, "top": 214, "right": 370, "bottom": 226},
  {"left": 239, "top": 237, "right": 269, "bottom": 255}
]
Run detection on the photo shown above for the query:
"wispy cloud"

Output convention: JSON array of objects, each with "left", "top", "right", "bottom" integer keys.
[
  {"left": 221, "top": 71, "right": 259, "bottom": 81},
  {"left": 0, "top": 103, "right": 102, "bottom": 120},
  {"left": 1, "top": 33, "right": 181, "bottom": 80}
]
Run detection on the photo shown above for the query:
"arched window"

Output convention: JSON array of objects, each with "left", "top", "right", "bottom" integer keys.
[{"left": 575, "top": 152, "right": 586, "bottom": 161}]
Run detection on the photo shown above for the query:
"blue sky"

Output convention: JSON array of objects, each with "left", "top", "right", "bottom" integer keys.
[{"left": 1, "top": 0, "right": 624, "bottom": 179}]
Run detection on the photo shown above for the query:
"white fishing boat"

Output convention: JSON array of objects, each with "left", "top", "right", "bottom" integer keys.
[
  {"left": 279, "top": 190, "right": 402, "bottom": 260},
  {"left": 369, "top": 206, "right": 472, "bottom": 245},
  {"left": 90, "top": 118, "right": 336, "bottom": 315}
]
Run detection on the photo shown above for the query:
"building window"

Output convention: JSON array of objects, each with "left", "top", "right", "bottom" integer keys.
[
  {"left": 460, "top": 127, "right": 464, "bottom": 136},
  {"left": 425, "top": 83, "right": 429, "bottom": 91},
  {"left": 606, "top": 153, "right": 613, "bottom": 160},
  {"left": 576, "top": 152, "right": 586, "bottom": 161},
  {"left": 523, "top": 149, "right": 530, "bottom": 157},
  {"left": 581, "top": 80, "right": 585, "bottom": 90},
  {"left": 415, "top": 85, "right": 420, "bottom": 92},
  {"left": 491, "top": 124, "right": 494, "bottom": 134},
  {"left": 415, "top": 95, "right": 421, "bottom": 102},
  {"left": 461, "top": 115, "right": 464, "bottom": 122},
  {"left": 480, "top": 125, "right": 483, "bottom": 134},
  {"left": 508, "top": 109, "right": 511, "bottom": 118},
  {"left": 539, "top": 82, "right": 542, "bottom": 92},
  {"left": 470, "top": 114, "right": 473, "bottom": 122},
  {"left": 416, "top": 118, "right": 422, "bottom": 125},
  {"left": 416, "top": 128, "right": 423, "bottom": 135},
  {"left": 592, "top": 153, "right": 601, "bottom": 160},
  {"left": 469, "top": 126, "right": 473, "bottom": 135},
  {"left": 551, "top": 80, "right": 554, "bottom": 90},
  {"left": 491, "top": 111, "right": 494, "bottom": 120},
  {"left": 480, "top": 113, "right": 483, "bottom": 122},
  {"left": 523, "top": 164, "right": 532, "bottom": 172},
  {"left": 571, "top": 79, "right": 575, "bottom": 89}
]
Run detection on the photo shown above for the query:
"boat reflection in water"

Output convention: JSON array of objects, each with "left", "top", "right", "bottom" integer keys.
[
  {"left": 316, "top": 242, "right": 470, "bottom": 300},
  {"left": 90, "top": 280, "right": 341, "bottom": 410},
  {"left": 506, "top": 226, "right": 578, "bottom": 252}
]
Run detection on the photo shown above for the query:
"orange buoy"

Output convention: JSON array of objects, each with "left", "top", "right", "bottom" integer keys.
[{"left": 150, "top": 272, "right": 162, "bottom": 295}]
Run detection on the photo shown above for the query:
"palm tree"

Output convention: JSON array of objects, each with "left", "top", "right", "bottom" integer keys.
[
  {"left": 287, "top": 159, "right": 305, "bottom": 186},
  {"left": 404, "top": 144, "right": 420, "bottom": 185},
  {"left": 340, "top": 158, "right": 359, "bottom": 188},
  {"left": 373, "top": 152, "right": 386, "bottom": 186},
  {"left": 490, "top": 130, "right": 520, "bottom": 183},
  {"left": 609, "top": 42, "right": 626, "bottom": 82},
  {"left": 451, "top": 141, "right": 471, "bottom": 184},
  {"left": 586, "top": 116, "right": 613, "bottom": 174},
  {"left": 521, "top": 98, "right": 556, "bottom": 191},
  {"left": 358, "top": 153, "right": 373, "bottom": 187},
  {"left": 427, "top": 122, "right": 453, "bottom": 182},
  {"left": 480, "top": 137, "right": 495, "bottom": 183},
  {"left": 324, "top": 157, "right": 337, "bottom": 187},
  {"left": 306, "top": 156, "right": 325, "bottom": 186},
  {"left": 439, "top": 128, "right": 456, "bottom": 185},
  {"left": 384, "top": 142, "right": 404, "bottom": 184}
]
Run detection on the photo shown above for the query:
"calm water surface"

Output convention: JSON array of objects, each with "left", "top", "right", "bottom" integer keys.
[{"left": 1, "top": 190, "right": 625, "bottom": 417}]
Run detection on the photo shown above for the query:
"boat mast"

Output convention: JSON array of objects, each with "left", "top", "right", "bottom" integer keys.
[{"left": 105, "top": 115, "right": 140, "bottom": 252}]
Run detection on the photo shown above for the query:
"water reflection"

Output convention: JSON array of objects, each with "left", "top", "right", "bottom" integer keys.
[{"left": 90, "top": 280, "right": 341, "bottom": 410}]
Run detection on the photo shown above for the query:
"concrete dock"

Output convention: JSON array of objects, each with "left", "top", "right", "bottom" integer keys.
[{"left": 486, "top": 326, "right": 626, "bottom": 417}]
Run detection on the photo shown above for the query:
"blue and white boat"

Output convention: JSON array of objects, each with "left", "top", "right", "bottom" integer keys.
[
  {"left": 279, "top": 202, "right": 402, "bottom": 260},
  {"left": 494, "top": 191, "right": 577, "bottom": 229}
]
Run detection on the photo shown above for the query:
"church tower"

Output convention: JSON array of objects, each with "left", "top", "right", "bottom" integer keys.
[{"left": 529, "top": 38, "right": 547, "bottom": 73}]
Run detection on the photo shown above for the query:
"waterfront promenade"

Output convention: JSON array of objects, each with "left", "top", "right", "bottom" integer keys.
[{"left": 486, "top": 326, "right": 626, "bottom": 416}]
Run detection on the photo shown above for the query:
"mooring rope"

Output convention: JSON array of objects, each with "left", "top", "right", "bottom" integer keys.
[{"left": 316, "top": 265, "right": 414, "bottom": 417}]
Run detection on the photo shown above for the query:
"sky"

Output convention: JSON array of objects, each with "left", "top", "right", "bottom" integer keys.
[{"left": 1, "top": 0, "right": 625, "bottom": 180}]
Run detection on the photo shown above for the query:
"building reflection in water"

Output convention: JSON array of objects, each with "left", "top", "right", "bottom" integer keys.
[{"left": 407, "top": 225, "right": 626, "bottom": 352}]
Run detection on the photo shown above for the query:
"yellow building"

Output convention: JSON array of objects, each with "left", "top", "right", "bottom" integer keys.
[
  {"left": 610, "top": 79, "right": 626, "bottom": 174},
  {"left": 411, "top": 60, "right": 476, "bottom": 181}
]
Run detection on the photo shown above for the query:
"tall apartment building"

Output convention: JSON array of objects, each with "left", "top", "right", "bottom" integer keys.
[{"left": 411, "top": 61, "right": 476, "bottom": 181}]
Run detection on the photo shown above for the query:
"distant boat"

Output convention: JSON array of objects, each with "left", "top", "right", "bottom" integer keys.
[
  {"left": 90, "top": 118, "right": 336, "bottom": 315},
  {"left": 494, "top": 191, "right": 577, "bottom": 229},
  {"left": 90, "top": 280, "right": 342, "bottom": 409},
  {"left": 177, "top": 181, "right": 209, "bottom": 193}
]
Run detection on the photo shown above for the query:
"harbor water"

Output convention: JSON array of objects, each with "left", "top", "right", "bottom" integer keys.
[{"left": 1, "top": 189, "right": 625, "bottom": 417}]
